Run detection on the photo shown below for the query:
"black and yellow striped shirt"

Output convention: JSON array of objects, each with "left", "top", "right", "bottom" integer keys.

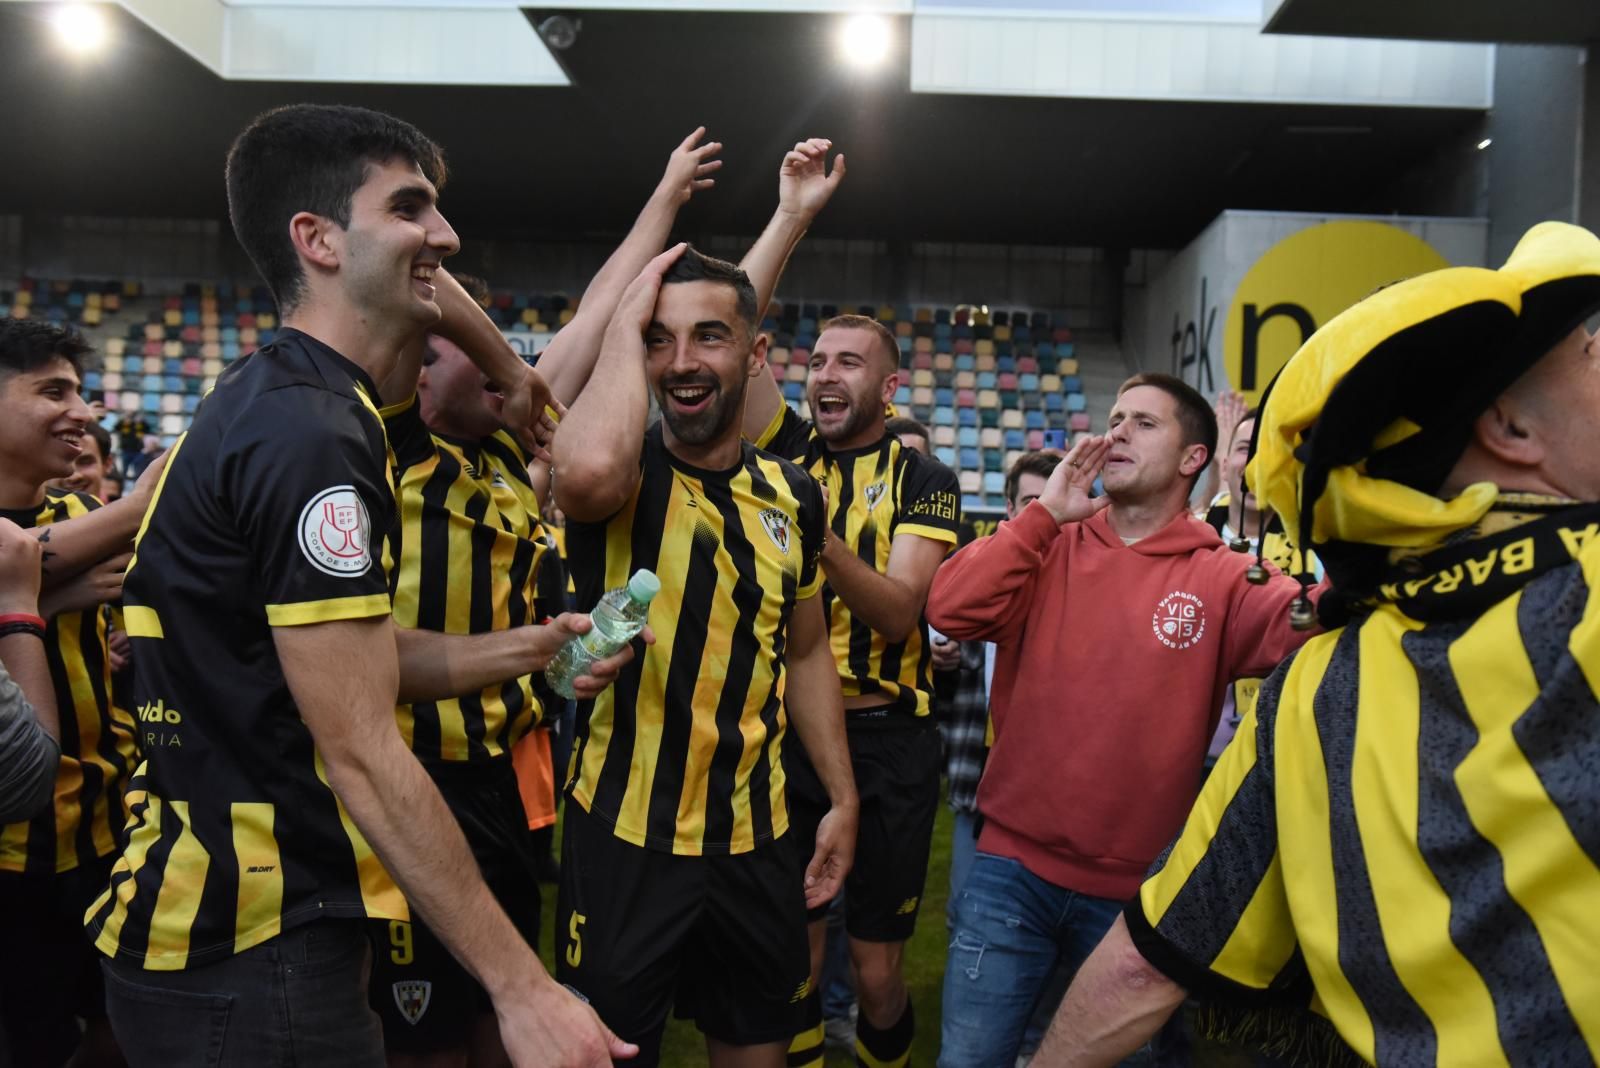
[
  {"left": 757, "top": 407, "right": 960, "bottom": 716},
  {"left": 87, "top": 328, "right": 405, "bottom": 970},
  {"left": 384, "top": 397, "right": 547, "bottom": 762},
  {"left": 566, "top": 424, "right": 825, "bottom": 856},
  {"left": 0, "top": 490, "right": 138, "bottom": 875},
  {"left": 1132, "top": 500, "right": 1600, "bottom": 1063}
]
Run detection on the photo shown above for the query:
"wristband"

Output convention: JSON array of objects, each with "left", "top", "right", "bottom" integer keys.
[
  {"left": 0, "top": 621, "right": 46, "bottom": 641},
  {"left": 0, "top": 613, "right": 46, "bottom": 631}
]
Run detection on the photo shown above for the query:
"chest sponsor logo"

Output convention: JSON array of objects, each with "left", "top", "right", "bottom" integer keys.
[
  {"left": 297, "top": 485, "right": 372, "bottom": 577},
  {"left": 393, "top": 980, "right": 432, "bottom": 1025},
  {"left": 863, "top": 480, "right": 887, "bottom": 512},
  {"left": 1152, "top": 590, "right": 1206, "bottom": 650},
  {"left": 906, "top": 490, "right": 958, "bottom": 523},
  {"left": 759, "top": 508, "right": 792, "bottom": 555}
]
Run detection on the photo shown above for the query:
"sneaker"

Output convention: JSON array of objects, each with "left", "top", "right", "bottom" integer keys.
[{"left": 823, "top": 1006, "right": 858, "bottom": 1051}]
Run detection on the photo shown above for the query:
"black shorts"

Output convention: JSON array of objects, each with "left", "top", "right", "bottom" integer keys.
[
  {"left": 0, "top": 853, "right": 116, "bottom": 1067},
  {"left": 367, "top": 758, "right": 542, "bottom": 1054},
  {"left": 555, "top": 804, "right": 813, "bottom": 1066},
  {"left": 786, "top": 711, "right": 942, "bottom": 941}
]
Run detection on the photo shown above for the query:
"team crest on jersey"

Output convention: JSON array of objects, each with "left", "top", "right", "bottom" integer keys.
[
  {"left": 1151, "top": 590, "right": 1206, "bottom": 650},
  {"left": 393, "top": 980, "right": 432, "bottom": 1025},
  {"left": 297, "top": 486, "right": 372, "bottom": 577},
  {"left": 863, "top": 480, "right": 887, "bottom": 512},
  {"left": 759, "top": 508, "right": 792, "bottom": 555}
]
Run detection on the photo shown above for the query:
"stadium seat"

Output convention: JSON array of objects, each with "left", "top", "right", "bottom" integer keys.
[
  {"left": 894, "top": 385, "right": 912, "bottom": 407},
  {"left": 912, "top": 386, "right": 935, "bottom": 408},
  {"left": 1059, "top": 358, "right": 1079, "bottom": 376},
  {"left": 954, "top": 370, "right": 976, "bottom": 391},
  {"left": 1024, "top": 410, "right": 1044, "bottom": 430},
  {"left": 955, "top": 354, "right": 975, "bottom": 373},
  {"left": 977, "top": 371, "right": 997, "bottom": 391},
  {"left": 912, "top": 369, "right": 934, "bottom": 388},
  {"left": 934, "top": 406, "right": 955, "bottom": 427},
  {"left": 1070, "top": 412, "right": 1092, "bottom": 432},
  {"left": 983, "top": 450, "right": 1004, "bottom": 473},
  {"left": 962, "top": 494, "right": 986, "bottom": 513},
  {"left": 958, "top": 426, "right": 979, "bottom": 448},
  {"left": 933, "top": 426, "right": 956, "bottom": 448},
  {"left": 935, "top": 388, "right": 955, "bottom": 408},
  {"left": 1062, "top": 375, "right": 1082, "bottom": 393},
  {"left": 1003, "top": 429, "right": 1025, "bottom": 450},
  {"left": 956, "top": 388, "right": 977, "bottom": 409},
  {"left": 959, "top": 448, "right": 980, "bottom": 471},
  {"left": 1019, "top": 374, "right": 1040, "bottom": 393},
  {"left": 782, "top": 381, "right": 804, "bottom": 402},
  {"left": 1045, "top": 393, "right": 1065, "bottom": 413},
  {"left": 1067, "top": 393, "right": 1088, "bottom": 413},
  {"left": 937, "top": 447, "right": 957, "bottom": 469},
  {"left": 1001, "top": 409, "right": 1023, "bottom": 430},
  {"left": 980, "top": 428, "right": 1002, "bottom": 449},
  {"left": 785, "top": 364, "right": 806, "bottom": 383},
  {"left": 958, "top": 408, "right": 977, "bottom": 428},
  {"left": 983, "top": 471, "right": 1006, "bottom": 496}
]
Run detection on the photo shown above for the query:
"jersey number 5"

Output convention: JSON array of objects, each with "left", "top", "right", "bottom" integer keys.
[{"left": 565, "top": 912, "right": 587, "bottom": 968}]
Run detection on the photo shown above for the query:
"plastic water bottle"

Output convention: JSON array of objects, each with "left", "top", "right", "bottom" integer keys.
[{"left": 544, "top": 569, "right": 661, "bottom": 698}]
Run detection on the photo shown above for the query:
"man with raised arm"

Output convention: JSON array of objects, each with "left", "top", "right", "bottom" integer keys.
[
  {"left": 739, "top": 140, "right": 961, "bottom": 1068},
  {"left": 552, "top": 242, "right": 857, "bottom": 1068}
]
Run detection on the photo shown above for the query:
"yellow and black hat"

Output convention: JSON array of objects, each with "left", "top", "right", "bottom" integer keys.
[{"left": 1245, "top": 222, "right": 1600, "bottom": 616}]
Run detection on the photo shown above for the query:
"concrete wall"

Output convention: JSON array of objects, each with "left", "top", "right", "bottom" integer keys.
[{"left": 1486, "top": 44, "right": 1587, "bottom": 263}]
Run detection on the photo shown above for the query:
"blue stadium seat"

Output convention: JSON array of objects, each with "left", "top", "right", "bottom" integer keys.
[
  {"left": 955, "top": 354, "right": 975, "bottom": 373},
  {"left": 894, "top": 385, "right": 912, "bottom": 406},
  {"left": 958, "top": 408, "right": 978, "bottom": 428},
  {"left": 1004, "top": 429, "right": 1025, "bottom": 449},
  {"left": 935, "top": 388, "right": 954, "bottom": 408},
  {"left": 933, "top": 406, "right": 955, "bottom": 426},
  {"left": 83, "top": 371, "right": 101, "bottom": 391},
  {"left": 977, "top": 371, "right": 997, "bottom": 391},
  {"left": 997, "top": 357, "right": 1016, "bottom": 374},
  {"left": 958, "top": 427, "right": 979, "bottom": 448},
  {"left": 142, "top": 392, "right": 161, "bottom": 413},
  {"left": 933, "top": 323, "right": 953, "bottom": 340},
  {"left": 934, "top": 370, "right": 954, "bottom": 390},
  {"left": 183, "top": 395, "right": 200, "bottom": 413},
  {"left": 163, "top": 375, "right": 183, "bottom": 393},
  {"left": 1045, "top": 393, "right": 1065, "bottom": 413},
  {"left": 961, "top": 494, "right": 986, "bottom": 513},
  {"left": 982, "top": 451, "right": 1004, "bottom": 473},
  {"left": 983, "top": 471, "right": 1006, "bottom": 495},
  {"left": 782, "top": 381, "right": 804, "bottom": 402},
  {"left": 1024, "top": 410, "right": 1045, "bottom": 430},
  {"left": 1019, "top": 374, "right": 1040, "bottom": 393},
  {"left": 937, "top": 447, "right": 958, "bottom": 468},
  {"left": 897, "top": 336, "right": 912, "bottom": 354},
  {"left": 1067, "top": 393, "right": 1088, "bottom": 413},
  {"left": 959, "top": 448, "right": 980, "bottom": 470}
]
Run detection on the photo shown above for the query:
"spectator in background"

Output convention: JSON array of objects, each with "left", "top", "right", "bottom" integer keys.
[
  {"left": 0, "top": 517, "right": 60, "bottom": 826},
  {"left": 928, "top": 373, "right": 1318, "bottom": 1067},
  {"left": 125, "top": 432, "right": 162, "bottom": 480},
  {"left": 112, "top": 409, "right": 150, "bottom": 476},
  {"left": 1038, "top": 220, "right": 1600, "bottom": 1068},
  {"left": 51, "top": 421, "right": 115, "bottom": 501},
  {"left": 886, "top": 415, "right": 931, "bottom": 457},
  {"left": 0, "top": 318, "right": 137, "bottom": 1068}
]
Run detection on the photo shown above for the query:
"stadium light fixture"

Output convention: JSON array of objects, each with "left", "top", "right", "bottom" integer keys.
[
  {"left": 1477, "top": 137, "right": 1493, "bottom": 150},
  {"left": 837, "top": 14, "right": 892, "bottom": 70},
  {"left": 51, "top": 3, "right": 110, "bottom": 55}
]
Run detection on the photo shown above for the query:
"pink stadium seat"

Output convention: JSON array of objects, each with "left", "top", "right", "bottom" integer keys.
[
  {"left": 1069, "top": 412, "right": 1092, "bottom": 432},
  {"left": 956, "top": 388, "right": 977, "bottom": 408},
  {"left": 1016, "top": 357, "right": 1039, "bottom": 375}
]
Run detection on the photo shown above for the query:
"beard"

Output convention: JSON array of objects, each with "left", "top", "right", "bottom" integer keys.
[
  {"left": 658, "top": 371, "right": 747, "bottom": 447},
  {"left": 811, "top": 393, "right": 879, "bottom": 444}
]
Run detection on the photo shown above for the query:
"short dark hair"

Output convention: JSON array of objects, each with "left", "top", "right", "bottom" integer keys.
[
  {"left": 661, "top": 246, "right": 758, "bottom": 337},
  {"left": 1005, "top": 450, "right": 1063, "bottom": 505},
  {"left": 819, "top": 314, "right": 899, "bottom": 370},
  {"left": 885, "top": 416, "right": 931, "bottom": 443},
  {"left": 0, "top": 319, "right": 92, "bottom": 379},
  {"left": 451, "top": 272, "right": 491, "bottom": 305},
  {"left": 225, "top": 104, "right": 448, "bottom": 313},
  {"left": 1117, "top": 372, "right": 1218, "bottom": 485},
  {"left": 85, "top": 422, "right": 112, "bottom": 466}
]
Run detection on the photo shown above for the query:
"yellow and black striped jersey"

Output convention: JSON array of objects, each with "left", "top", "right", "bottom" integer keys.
[
  {"left": 384, "top": 396, "right": 547, "bottom": 762},
  {"left": 1132, "top": 498, "right": 1600, "bottom": 1064},
  {"left": 0, "top": 490, "right": 137, "bottom": 875},
  {"left": 757, "top": 407, "right": 960, "bottom": 715},
  {"left": 86, "top": 328, "right": 406, "bottom": 971},
  {"left": 565, "top": 423, "right": 825, "bottom": 856}
]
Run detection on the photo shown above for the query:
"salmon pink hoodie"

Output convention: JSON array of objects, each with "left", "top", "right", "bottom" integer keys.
[{"left": 927, "top": 501, "right": 1313, "bottom": 900}]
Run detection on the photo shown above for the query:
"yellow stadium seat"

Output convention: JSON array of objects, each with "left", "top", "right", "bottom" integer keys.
[
  {"left": 975, "top": 339, "right": 995, "bottom": 357},
  {"left": 975, "top": 353, "right": 997, "bottom": 373},
  {"left": 101, "top": 354, "right": 124, "bottom": 373},
  {"left": 979, "top": 389, "right": 1000, "bottom": 410},
  {"left": 163, "top": 309, "right": 182, "bottom": 328},
  {"left": 933, "top": 353, "right": 954, "bottom": 373},
  {"left": 876, "top": 305, "right": 895, "bottom": 323},
  {"left": 144, "top": 324, "right": 163, "bottom": 342},
  {"left": 912, "top": 386, "right": 935, "bottom": 407},
  {"left": 1001, "top": 410, "right": 1024, "bottom": 429},
  {"left": 86, "top": 293, "right": 102, "bottom": 309},
  {"left": 105, "top": 338, "right": 126, "bottom": 357},
  {"left": 912, "top": 369, "right": 935, "bottom": 388},
  {"left": 203, "top": 358, "right": 223, "bottom": 376},
  {"left": 1041, "top": 374, "right": 1062, "bottom": 394},
  {"left": 914, "top": 308, "right": 932, "bottom": 323},
  {"left": 256, "top": 313, "right": 276, "bottom": 330},
  {"left": 1059, "top": 358, "right": 1079, "bottom": 376},
  {"left": 993, "top": 326, "right": 1011, "bottom": 341},
  {"left": 201, "top": 342, "right": 221, "bottom": 359},
  {"left": 163, "top": 340, "right": 183, "bottom": 359},
  {"left": 954, "top": 371, "right": 976, "bottom": 390},
  {"left": 559, "top": 309, "right": 575, "bottom": 325},
  {"left": 522, "top": 309, "right": 539, "bottom": 326},
  {"left": 913, "top": 337, "right": 932, "bottom": 354}
]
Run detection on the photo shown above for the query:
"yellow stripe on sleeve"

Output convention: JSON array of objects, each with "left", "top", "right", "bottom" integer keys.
[
  {"left": 123, "top": 605, "right": 164, "bottom": 638},
  {"left": 265, "top": 593, "right": 393, "bottom": 627}
]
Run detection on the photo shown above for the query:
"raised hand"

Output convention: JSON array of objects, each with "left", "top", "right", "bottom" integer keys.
[
  {"left": 499, "top": 367, "right": 562, "bottom": 463},
  {"left": 1214, "top": 389, "right": 1247, "bottom": 449},
  {"left": 614, "top": 243, "right": 689, "bottom": 337},
  {"left": 1037, "top": 435, "right": 1112, "bottom": 525},
  {"left": 778, "top": 138, "right": 846, "bottom": 221},
  {"left": 655, "top": 127, "right": 723, "bottom": 207}
]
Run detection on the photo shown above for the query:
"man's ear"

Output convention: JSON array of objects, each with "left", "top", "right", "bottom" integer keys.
[
  {"left": 1179, "top": 443, "right": 1209, "bottom": 478},
  {"left": 289, "top": 211, "right": 341, "bottom": 273},
  {"left": 748, "top": 331, "right": 770, "bottom": 379},
  {"left": 1471, "top": 395, "right": 1543, "bottom": 467}
]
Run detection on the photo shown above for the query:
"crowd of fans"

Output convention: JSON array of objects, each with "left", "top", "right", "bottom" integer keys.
[{"left": 1, "top": 100, "right": 1598, "bottom": 1068}]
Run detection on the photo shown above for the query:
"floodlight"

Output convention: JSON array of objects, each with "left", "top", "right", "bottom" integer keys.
[
  {"left": 52, "top": 4, "right": 109, "bottom": 55},
  {"left": 1477, "top": 138, "right": 1493, "bottom": 150},
  {"left": 837, "top": 14, "right": 892, "bottom": 70}
]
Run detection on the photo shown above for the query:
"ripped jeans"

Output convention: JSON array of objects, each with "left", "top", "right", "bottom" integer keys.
[{"left": 938, "top": 853, "right": 1132, "bottom": 1068}]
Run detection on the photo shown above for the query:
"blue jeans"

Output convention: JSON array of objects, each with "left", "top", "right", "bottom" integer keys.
[
  {"left": 939, "top": 853, "right": 1135, "bottom": 1068},
  {"left": 947, "top": 808, "right": 980, "bottom": 929}
]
